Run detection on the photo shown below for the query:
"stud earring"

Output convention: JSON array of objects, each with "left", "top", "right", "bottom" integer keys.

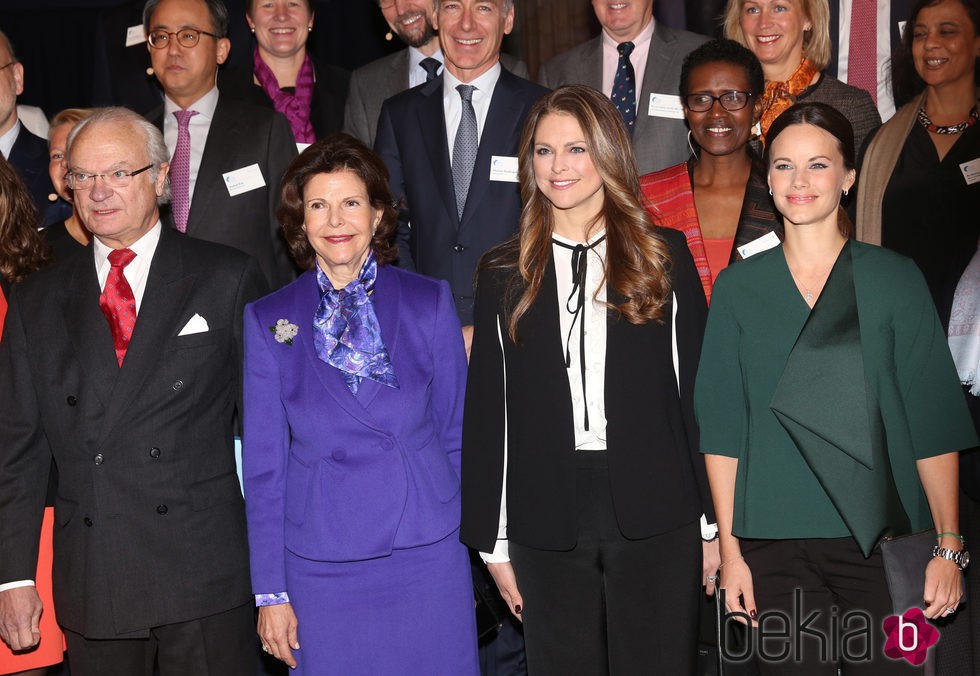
[{"left": 843, "top": 187, "right": 849, "bottom": 196}]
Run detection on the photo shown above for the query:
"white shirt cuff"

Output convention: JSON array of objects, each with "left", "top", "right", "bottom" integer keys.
[
  {"left": 0, "top": 580, "right": 36, "bottom": 593},
  {"left": 479, "top": 539, "right": 510, "bottom": 564},
  {"left": 700, "top": 514, "right": 718, "bottom": 540}
]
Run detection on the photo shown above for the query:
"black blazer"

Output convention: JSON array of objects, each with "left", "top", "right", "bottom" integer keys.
[
  {"left": 460, "top": 228, "right": 714, "bottom": 553},
  {"left": 0, "top": 228, "right": 267, "bottom": 638},
  {"left": 149, "top": 95, "right": 298, "bottom": 289},
  {"left": 217, "top": 56, "right": 351, "bottom": 139}
]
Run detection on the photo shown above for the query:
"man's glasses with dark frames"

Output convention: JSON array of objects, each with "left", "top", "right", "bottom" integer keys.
[
  {"left": 146, "top": 28, "right": 220, "bottom": 49},
  {"left": 67, "top": 165, "right": 155, "bottom": 190}
]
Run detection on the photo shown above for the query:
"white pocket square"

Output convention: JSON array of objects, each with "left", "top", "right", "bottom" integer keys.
[{"left": 178, "top": 313, "right": 209, "bottom": 336}]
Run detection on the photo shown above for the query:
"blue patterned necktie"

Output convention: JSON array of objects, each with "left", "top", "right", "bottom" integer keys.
[
  {"left": 452, "top": 84, "right": 478, "bottom": 220},
  {"left": 612, "top": 41, "right": 637, "bottom": 134},
  {"left": 313, "top": 253, "right": 399, "bottom": 395}
]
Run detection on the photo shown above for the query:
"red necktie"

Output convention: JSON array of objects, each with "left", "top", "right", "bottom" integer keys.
[
  {"left": 847, "top": 0, "right": 878, "bottom": 105},
  {"left": 99, "top": 248, "right": 138, "bottom": 366}
]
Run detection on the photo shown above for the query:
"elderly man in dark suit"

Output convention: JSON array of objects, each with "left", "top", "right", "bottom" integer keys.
[
  {"left": 0, "top": 106, "right": 266, "bottom": 675},
  {"left": 143, "top": 0, "right": 297, "bottom": 289},
  {"left": 344, "top": 0, "right": 527, "bottom": 146},
  {"left": 0, "top": 29, "right": 65, "bottom": 228},
  {"left": 538, "top": 0, "right": 707, "bottom": 175}
]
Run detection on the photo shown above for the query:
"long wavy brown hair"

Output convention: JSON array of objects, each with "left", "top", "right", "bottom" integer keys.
[
  {"left": 485, "top": 85, "right": 672, "bottom": 342},
  {"left": 0, "top": 157, "right": 49, "bottom": 284}
]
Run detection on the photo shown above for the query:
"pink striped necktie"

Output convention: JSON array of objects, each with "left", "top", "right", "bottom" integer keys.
[
  {"left": 170, "top": 109, "right": 199, "bottom": 233},
  {"left": 847, "top": 0, "right": 878, "bottom": 105}
]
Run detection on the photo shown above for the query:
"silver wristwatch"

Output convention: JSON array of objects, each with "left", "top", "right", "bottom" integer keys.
[{"left": 932, "top": 545, "right": 970, "bottom": 571}]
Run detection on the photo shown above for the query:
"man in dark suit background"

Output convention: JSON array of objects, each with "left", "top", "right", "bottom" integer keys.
[
  {"left": 0, "top": 106, "right": 266, "bottom": 675},
  {"left": 344, "top": 0, "right": 528, "bottom": 147},
  {"left": 374, "top": 0, "right": 546, "bottom": 348},
  {"left": 537, "top": 0, "right": 707, "bottom": 175},
  {"left": 0, "top": 29, "right": 65, "bottom": 227},
  {"left": 144, "top": 0, "right": 297, "bottom": 289}
]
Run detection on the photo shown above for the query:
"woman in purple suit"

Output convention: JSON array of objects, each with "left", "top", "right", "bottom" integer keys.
[{"left": 242, "top": 133, "right": 478, "bottom": 675}]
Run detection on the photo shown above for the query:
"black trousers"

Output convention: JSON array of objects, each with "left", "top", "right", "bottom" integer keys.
[
  {"left": 740, "top": 537, "right": 922, "bottom": 676},
  {"left": 64, "top": 601, "right": 256, "bottom": 676},
  {"left": 509, "top": 452, "right": 702, "bottom": 675}
]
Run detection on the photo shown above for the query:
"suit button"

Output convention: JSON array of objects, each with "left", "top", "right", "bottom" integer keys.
[
  {"left": 453, "top": 244, "right": 466, "bottom": 252},
  {"left": 156, "top": 505, "right": 169, "bottom": 515},
  {"left": 380, "top": 439, "right": 394, "bottom": 451},
  {"left": 66, "top": 396, "right": 77, "bottom": 406},
  {"left": 83, "top": 517, "right": 93, "bottom": 527},
  {"left": 172, "top": 380, "right": 183, "bottom": 391},
  {"left": 93, "top": 453, "right": 104, "bottom": 465},
  {"left": 331, "top": 448, "right": 346, "bottom": 461},
  {"left": 149, "top": 447, "right": 161, "bottom": 459}
]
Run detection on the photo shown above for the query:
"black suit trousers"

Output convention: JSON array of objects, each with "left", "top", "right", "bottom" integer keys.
[{"left": 509, "top": 452, "right": 702, "bottom": 675}]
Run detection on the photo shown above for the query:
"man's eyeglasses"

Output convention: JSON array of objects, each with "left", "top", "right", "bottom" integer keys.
[
  {"left": 683, "top": 91, "right": 755, "bottom": 113},
  {"left": 67, "top": 165, "right": 155, "bottom": 190},
  {"left": 147, "top": 28, "right": 221, "bottom": 49}
]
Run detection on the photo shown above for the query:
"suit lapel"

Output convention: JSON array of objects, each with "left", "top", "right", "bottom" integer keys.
[
  {"left": 96, "top": 229, "right": 195, "bottom": 447},
  {"left": 393, "top": 49, "right": 411, "bottom": 92},
  {"left": 417, "top": 78, "right": 459, "bottom": 226},
  {"left": 64, "top": 248, "right": 119, "bottom": 410},
  {"left": 355, "top": 265, "right": 401, "bottom": 410},
  {"left": 583, "top": 38, "right": 604, "bottom": 91},
  {"left": 186, "top": 97, "right": 235, "bottom": 234},
  {"left": 636, "top": 27, "right": 675, "bottom": 132},
  {"left": 459, "top": 69, "right": 523, "bottom": 228}
]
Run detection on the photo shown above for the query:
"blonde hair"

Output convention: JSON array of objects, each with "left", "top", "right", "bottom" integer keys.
[
  {"left": 484, "top": 85, "right": 672, "bottom": 342},
  {"left": 722, "top": 0, "right": 831, "bottom": 72}
]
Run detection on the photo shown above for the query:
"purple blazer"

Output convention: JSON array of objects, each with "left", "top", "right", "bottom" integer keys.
[{"left": 242, "top": 263, "right": 467, "bottom": 595}]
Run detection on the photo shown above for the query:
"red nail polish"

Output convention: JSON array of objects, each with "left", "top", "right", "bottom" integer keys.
[
  {"left": 750, "top": 609, "right": 757, "bottom": 619},
  {"left": 515, "top": 604, "right": 522, "bottom": 614}
]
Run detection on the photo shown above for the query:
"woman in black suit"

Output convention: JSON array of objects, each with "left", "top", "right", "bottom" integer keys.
[{"left": 460, "top": 85, "right": 716, "bottom": 675}]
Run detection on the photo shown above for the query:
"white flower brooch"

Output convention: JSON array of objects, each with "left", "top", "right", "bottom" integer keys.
[{"left": 270, "top": 319, "right": 299, "bottom": 345}]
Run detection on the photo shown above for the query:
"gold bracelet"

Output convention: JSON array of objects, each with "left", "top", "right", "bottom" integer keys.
[{"left": 719, "top": 555, "right": 744, "bottom": 569}]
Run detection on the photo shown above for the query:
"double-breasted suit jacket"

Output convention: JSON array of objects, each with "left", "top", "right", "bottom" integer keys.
[
  {"left": 149, "top": 95, "right": 298, "bottom": 289},
  {"left": 344, "top": 49, "right": 529, "bottom": 146},
  {"left": 373, "top": 67, "right": 548, "bottom": 325},
  {"left": 242, "top": 264, "right": 467, "bottom": 593},
  {"left": 537, "top": 24, "right": 708, "bottom": 175},
  {"left": 461, "top": 228, "right": 715, "bottom": 554},
  {"left": 0, "top": 227, "right": 267, "bottom": 638}
]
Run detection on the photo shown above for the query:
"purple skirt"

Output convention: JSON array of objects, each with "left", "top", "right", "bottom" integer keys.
[{"left": 286, "top": 528, "right": 479, "bottom": 675}]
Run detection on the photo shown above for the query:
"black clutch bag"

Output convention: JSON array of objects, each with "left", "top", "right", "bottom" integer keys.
[{"left": 880, "top": 530, "right": 967, "bottom": 616}]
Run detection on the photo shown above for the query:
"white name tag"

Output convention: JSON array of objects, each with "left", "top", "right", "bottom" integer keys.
[
  {"left": 898, "top": 21, "right": 906, "bottom": 36},
  {"left": 737, "top": 231, "right": 781, "bottom": 259},
  {"left": 296, "top": 142, "right": 312, "bottom": 154},
  {"left": 489, "top": 155, "right": 519, "bottom": 183},
  {"left": 960, "top": 158, "right": 980, "bottom": 186},
  {"left": 647, "top": 93, "right": 685, "bottom": 119},
  {"left": 222, "top": 164, "right": 266, "bottom": 197},
  {"left": 126, "top": 24, "right": 146, "bottom": 47}
]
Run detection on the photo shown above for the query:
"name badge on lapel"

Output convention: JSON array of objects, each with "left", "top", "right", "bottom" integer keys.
[
  {"left": 648, "top": 94, "right": 685, "bottom": 119},
  {"left": 125, "top": 24, "right": 146, "bottom": 47},
  {"left": 223, "top": 164, "right": 266, "bottom": 197},
  {"left": 737, "top": 231, "right": 781, "bottom": 259},
  {"left": 490, "top": 156, "right": 519, "bottom": 183},
  {"left": 960, "top": 158, "right": 980, "bottom": 186}
]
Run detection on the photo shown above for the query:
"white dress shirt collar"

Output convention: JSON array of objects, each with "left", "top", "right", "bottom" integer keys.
[
  {"left": 408, "top": 46, "right": 444, "bottom": 88},
  {"left": 163, "top": 85, "right": 219, "bottom": 121},
  {"left": 93, "top": 221, "right": 163, "bottom": 313},
  {"left": 442, "top": 62, "right": 502, "bottom": 162},
  {"left": 0, "top": 119, "right": 21, "bottom": 160}
]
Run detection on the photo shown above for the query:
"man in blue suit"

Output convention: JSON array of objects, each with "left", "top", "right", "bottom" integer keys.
[
  {"left": 374, "top": 0, "right": 547, "bottom": 354},
  {"left": 0, "top": 30, "right": 65, "bottom": 228}
]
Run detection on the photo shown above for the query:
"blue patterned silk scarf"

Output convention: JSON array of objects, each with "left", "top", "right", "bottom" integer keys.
[{"left": 313, "top": 253, "right": 399, "bottom": 395}]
